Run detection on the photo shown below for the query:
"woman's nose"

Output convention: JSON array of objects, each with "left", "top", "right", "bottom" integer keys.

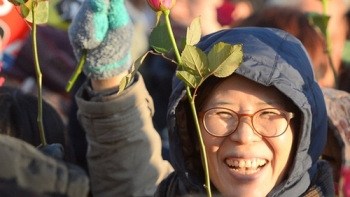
[{"left": 229, "top": 117, "right": 261, "bottom": 144}]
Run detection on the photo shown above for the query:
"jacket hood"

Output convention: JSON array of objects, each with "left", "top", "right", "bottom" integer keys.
[{"left": 166, "top": 27, "right": 328, "bottom": 196}]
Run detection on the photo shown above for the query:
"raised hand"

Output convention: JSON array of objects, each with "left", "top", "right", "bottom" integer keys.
[{"left": 69, "top": 0, "right": 134, "bottom": 80}]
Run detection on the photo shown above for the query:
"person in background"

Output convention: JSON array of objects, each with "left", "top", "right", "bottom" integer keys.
[
  {"left": 0, "top": 30, "right": 89, "bottom": 197},
  {"left": 0, "top": 85, "right": 76, "bottom": 162},
  {"left": 169, "top": 0, "right": 224, "bottom": 47},
  {"left": 1, "top": 0, "right": 78, "bottom": 122},
  {"left": 266, "top": 0, "right": 350, "bottom": 91},
  {"left": 232, "top": 6, "right": 330, "bottom": 87},
  {"left": 338, "top": 4, "right": 350, "bottom": 94},
  {"left": 216, "top": 0, "right": 267, "bottom": 27},
  {"left": 68, "top": 0, "right": 334, "bottom": 196}
]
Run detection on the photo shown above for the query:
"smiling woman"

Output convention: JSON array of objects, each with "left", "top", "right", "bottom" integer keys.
[
  {"left": 69, "top": 0, "right": 334, "bottom": 196},
  {"left": 192, "top": 74, "right": 299, "bottom": 196},
  {"left": 153, "top": 27, "right": 333, "bottom": 197}
]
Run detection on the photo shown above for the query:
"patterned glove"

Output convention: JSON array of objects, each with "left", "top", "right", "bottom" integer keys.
[{"left": 68, "top": 0, "right": 133, "bottom": 80}]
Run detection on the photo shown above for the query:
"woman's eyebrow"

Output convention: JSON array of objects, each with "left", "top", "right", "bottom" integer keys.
[
  {"left": 256, "top": 101, "right": 286, "bottom": 108},
  {"left": 208, "top": 99, "right": 286, "bottom": 109},
  {"left": 210, "top": 101, "right": 236, "bottom": 106}
]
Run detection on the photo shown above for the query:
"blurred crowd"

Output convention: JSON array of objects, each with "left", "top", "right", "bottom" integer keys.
[{"left": 0, "top": 0, "right": 350, "bottom": 196}]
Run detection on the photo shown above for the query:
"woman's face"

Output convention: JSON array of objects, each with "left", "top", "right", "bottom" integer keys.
[{"left": 199, "top": 75, "right": 295, "bottom": 197}]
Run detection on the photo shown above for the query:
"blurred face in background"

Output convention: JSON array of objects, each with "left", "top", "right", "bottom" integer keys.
[
  {"left": 170, "top": 0, "right": 224, "bottom": 36},
  {"left": 298, "top": 0, "right": 349, "bottom": 87}
]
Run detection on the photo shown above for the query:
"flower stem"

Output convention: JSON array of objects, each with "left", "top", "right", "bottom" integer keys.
[
  {"left": 188, "top": 89, "right": 212, "bottom": 197},
  {"left": 65, "top": 50, "right": 86, "bottom": 92},
  {"left": 163, "top": 10, "right": 212, "bottom": 197},
  {"left": 31, "top": 1, "right": 47, "bottom": 147},
  {"left": 163, "top": 10, "right": 181, "bottom": 63}
]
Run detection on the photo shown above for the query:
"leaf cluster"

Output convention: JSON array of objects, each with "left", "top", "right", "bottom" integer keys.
[
  {"left": 8, "top": 0, "right": 48, "bottom": 24},
  {"left": 120, "top": 17, "right": 243, "bottom": 93}
]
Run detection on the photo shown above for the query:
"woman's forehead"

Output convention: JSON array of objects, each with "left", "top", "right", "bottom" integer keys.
[{"left": 203, "top": 75, "right": 290, "bottom": 107}]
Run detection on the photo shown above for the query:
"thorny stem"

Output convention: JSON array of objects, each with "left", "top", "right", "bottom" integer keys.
[
  {"left": 32, "top": 1, "right": 47, "bottom": 146},
  {"left": 163, "top": 10, "right": 212, "bottom": 197}
]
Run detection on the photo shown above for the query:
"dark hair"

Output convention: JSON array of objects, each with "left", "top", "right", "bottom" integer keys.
[
  {"left": 0, "top": 86, "right": 73, "bottom": 162},
  {"left": 338, "top": 9, "right": 350, "bottom": 92},
  {"left": 232, "top": 6, "right": 328, "bottom": 81},
  {"left": 175, "top": 76, "right": 224, "bottom": 183},
  {"left": 0, "top": 27, "right": 4, "bottom": 39}
]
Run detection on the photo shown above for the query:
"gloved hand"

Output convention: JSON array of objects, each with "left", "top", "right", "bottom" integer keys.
[
  {"left": 68, "top": 0, "right": 133, "bottom": 80},
  {"left": 37, "top": 143, "right": 64, "bottom": 160}
]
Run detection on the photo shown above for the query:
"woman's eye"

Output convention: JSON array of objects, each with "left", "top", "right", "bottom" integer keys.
[
  {"left": 215, "top": 111, "right": 233, "bottom": 118},
  {"left": 259, "top": 110, "right": 283, "bottom": 118},
  {"left": 261, "top": 111, "right": 278, "bottom": 115}
]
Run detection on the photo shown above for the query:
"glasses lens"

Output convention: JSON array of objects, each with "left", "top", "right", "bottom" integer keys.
[
  {"left": 203, "top": 108, "right": 291, "bottom": 137},
  {"left": 204, "top": 108, "right": 239, "bottom": 136},
  {"left": 253, "top": 108, "right": 289, "bottom": 137}
]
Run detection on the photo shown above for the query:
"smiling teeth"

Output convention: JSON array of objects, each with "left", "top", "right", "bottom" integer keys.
[{"left": 226, "top": 158, "right": 267, "bottom": 168}]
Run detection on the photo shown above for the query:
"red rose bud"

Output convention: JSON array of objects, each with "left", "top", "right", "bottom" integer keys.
[{"left": 147, "top": 0, "right": 176, "bottom": 12}]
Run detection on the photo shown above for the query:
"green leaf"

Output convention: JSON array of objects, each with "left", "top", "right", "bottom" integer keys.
[
  {"left": 176, "top": 69, "right": 201, "bottom": 88},
  {"left": 181, "top": 45, "right": 209, "bottom": 77},
  {"left": 149, "top": 22, "right": 173, "bottom": 54},
  {"left": 180, "top": 36, "right": 186, "bottom": 51},
  {"left": 342, "top": 40, "right": 350, "bottom": 64},
  {"left": 177, "top": 45, "right": 209, "bottom": 88},
  {"left": 186, "top": 17, "right": 202, "bottom": 46},
  {"left": 119, "top": 51, "right": 150, "bottom": 93},
  {"left": 307, "top": 12, "right": 330, "bottom": 37},
  {"left": 8, "top": 0, "right": 27, "bottom": 6},
  {"left": 20, "top": 3, "right": 30, "bottom": 18},
  {"left": 208, "top": 42, "right": 243, "bottom": 78},
  {"left": 25, "top": 0, "right": 49, "bottom": 24}
]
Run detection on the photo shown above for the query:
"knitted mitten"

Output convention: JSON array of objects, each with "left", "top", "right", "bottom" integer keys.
[{"left": 68, "top": 0, "right": 133, "bottom": 79}]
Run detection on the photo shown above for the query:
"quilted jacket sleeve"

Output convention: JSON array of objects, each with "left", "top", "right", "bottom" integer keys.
[
  {"left": 76, "top": 73, "right": 174, "bottom": 197},
  {"left": 0, "top": 134, "right": 89, "bottom": 197}
]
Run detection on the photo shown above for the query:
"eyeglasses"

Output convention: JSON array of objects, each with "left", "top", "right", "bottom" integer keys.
[{"left": 199, "top": 108, "right": 295, "bottom": 138}]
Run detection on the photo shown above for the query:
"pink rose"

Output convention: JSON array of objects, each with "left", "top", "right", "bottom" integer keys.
[{"left": 147, "top": 0, "right": 176, "bottom": 12}]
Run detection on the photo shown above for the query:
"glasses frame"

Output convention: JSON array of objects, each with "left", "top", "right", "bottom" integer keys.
[{"left": 198, "top": 107, "right": 295, "bottom": 138}]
